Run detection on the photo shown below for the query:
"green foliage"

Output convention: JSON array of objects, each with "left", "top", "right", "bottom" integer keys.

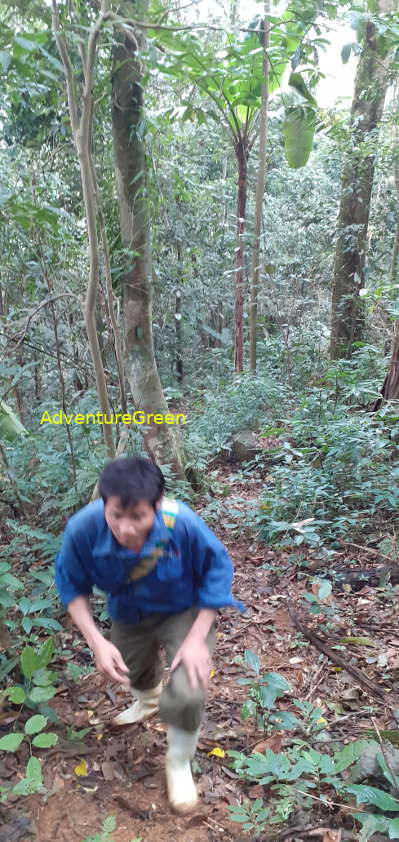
[
  {"left": 186, "top": 373, "right": 284, "bottom": 467},
  {"left": 283, "top": 107, "right": 317, "bottom": 168},
  {"left": 229, "top": 798, "right": 270, "bottom": 834},
  {"left": 81, "top": 814, "right": 142, "bottom": 842},
  {"left": 152, "top": 0, "right": 322, "bottom": 171},
  {"left": 229, "top": 655, "right": 399, "bottom": 837},
  {"left": 257, "top": 355, "right": 399, "bottom": 546},
  {"left": 0, "top": 638, "right": 58, "bottom": 799}
]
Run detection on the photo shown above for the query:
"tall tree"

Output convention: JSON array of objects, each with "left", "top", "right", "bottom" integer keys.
[
  {"left": 329, "top": 0, "right": 397, "bottom": 359},
  {"left": 373, "top": 90, "right": 399, "bottom": 407},
  {"left": 53, "top": 0, "right": 187, "bottom": 477},
  {"left": 112, "top": 1, "right": 187, "bottom": 476},
  {"left": 249, "top": 0, "right": 270, "bottom": 373},
  {"left": 153, "top": 0, "right": 321, "bottom": 371}
]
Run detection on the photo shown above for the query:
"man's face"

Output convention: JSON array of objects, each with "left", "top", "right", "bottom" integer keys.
[{"left": 104, "top": 496, "right": 157, "bottom": 551}]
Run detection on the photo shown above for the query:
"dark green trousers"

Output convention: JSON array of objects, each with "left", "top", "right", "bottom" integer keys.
[{"left": 111, "top": 607, "right": 216, "bottom": 732}]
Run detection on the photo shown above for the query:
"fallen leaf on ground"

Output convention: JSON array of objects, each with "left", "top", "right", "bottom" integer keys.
[
  {"left": 207, "top": 746, "right": 225, "bottom": 758},
  {"left": 74, "top": 758, "right": 88, "bottom": 776}
]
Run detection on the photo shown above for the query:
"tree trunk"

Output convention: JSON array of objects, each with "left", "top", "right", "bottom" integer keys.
[
  {"left": 329, "top": 10, "right": 394, "bottom": 359},
  {"left": 373, "top": 324, "right": 399, "bottom": 407},
  {"left": 234, "top": 138, "right": 248, "bottom": 373},
  {"left": 52, "top": 0, "right": 115, "bottom": 460},
  {"left": 112, "top": 3, "right": 186, "bottom": 477},
  {"left": 389, "top": 92, "right": 399, "bottom": 282},
  {"left": 249, "top": 0, "right": 270, "bottom": 373},
  {"left": 373, "top": 101, "right": 399, "bottom": 409},
  {"left": 175, "top": 289, "right": 183, "bottom": 383}
]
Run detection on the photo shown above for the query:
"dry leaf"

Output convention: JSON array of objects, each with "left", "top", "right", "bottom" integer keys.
[
  {"left": 207, "top": 746, "right": 225, "bottom": 758},
  {"left": 74, "top": 759, "right": 88, "bottom": 777},
  {"left": 252, "top": 734, "right": 283, "bottom": 754},
  {"left": 101, "top": 761, "right": 117, "bottom": 781},
  {"left": 49, "top": 774, "right": 65, "bottom": 795}
]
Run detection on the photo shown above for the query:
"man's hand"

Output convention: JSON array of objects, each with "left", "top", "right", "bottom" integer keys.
[
  {"left": 92, "top": 638, "right": 130, "bottom": 686},
  {"left": 171, "top": 637, "right": 211, "bottom": 690}
]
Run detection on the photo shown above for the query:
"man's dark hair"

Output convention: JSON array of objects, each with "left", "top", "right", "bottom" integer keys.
[{"left": 99, "top": 457, "right": 165, "bottom": 509}]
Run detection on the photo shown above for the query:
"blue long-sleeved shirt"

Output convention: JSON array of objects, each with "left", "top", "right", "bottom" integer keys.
[{"left": 55, "top": 499, "right": 242, "bottom": 623}]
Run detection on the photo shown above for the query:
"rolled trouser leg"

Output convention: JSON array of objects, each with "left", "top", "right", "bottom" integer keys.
[
  {"left": 110, "top": 616, "right": 163, "bottom": 726},
  {"left": 158, "top": 608, "right": 217, "bottom": 811},
  {"left": 159, "top": 607, "right": 216, "bottom": 732},
  {"left": 165, "top": 725, "right": 200, "bottom": 813}
]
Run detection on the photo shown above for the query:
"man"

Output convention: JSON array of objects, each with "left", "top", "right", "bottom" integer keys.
[{"left": 55, "top": 456, "right": 241, "bottom": 813}]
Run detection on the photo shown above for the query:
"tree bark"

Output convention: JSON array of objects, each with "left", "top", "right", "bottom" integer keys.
[
  {"left": 112, "top": 2, "right": 186, "bottom": 477},
  {"left": 52, "top": 0, "right": 115, "bottom": 459},
  {"left": 389, "top": 93, "right": 399, "bottom": 283},
  {"left": 329, "top": 10, "right": 394, "bottom": 359},
  {"left": 249, "top": 0, "right": 270, "bottom": 373},
  {"left": 234, "top": 138, "right": 248, "bottom": 373}
]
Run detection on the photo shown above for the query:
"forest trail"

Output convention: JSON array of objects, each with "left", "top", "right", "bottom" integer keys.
[{"left": 2, "top": 468, "right": 399, "bottom": 842}]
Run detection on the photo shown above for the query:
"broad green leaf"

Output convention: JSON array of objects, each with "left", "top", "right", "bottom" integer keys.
[
  {"left": 389, "top": 818, "right": 399, "bottom": 839},
  {"left": 25, "top": 715, "right": 47, "bottom": 735},
  {"left": 22, "top": 618, "right": 33, "bottom": 634},
  {"left": 37, "top": 638, "right": 55, "bottom": 669},
  {"left": 241, "top": 699, "right": 257, "bottom": 720},
  {"left": 21, "top": 645, "right": 40, "bottom": 679},
  {"left": 18, "top": 597, "right": 34, "bottom": 615},
  {"left": 259, "top": 672, "right": 290, "bottom": 709},
  {"left": 346, "top": 784, "right": 399, "bottom": 811},
  {"left": 0, "top": 400, "right": 27, "bottom": 441},
  {"left": 317, "top": 579, "right": 332, "bottom": 600},
  {"left": 353, "top": 813, "right": 389, "bottom": 842},
  {"left": 269, "top": 711, "right": 300, "bottom": 730},
  {"left": 288, "top": 72, "right": 317, "bottom": 106},
  {"left": 0, "top": 733, "right": 24, "bottom": 752},
  {"left": 33, "top": 668, "right": 56, "bottom": 687},
  {"left": 244, "top": 649, "right": 260, "bottom": 675},
  {"left": 0, "top": 590, "right": 15, "bottom": 608},
  {"left": 0, "top": 563, "right": 11, "bottom": 575},
  {"left": 283, "top": 108, "right": 316, "bottom": 169},
  {"left": 14, "top": 35, "right": 46, "bottom": 52},
  {"left": 341, "top": 43, "right": 352, "bottom": 64},
  {"left": 29, "top": 685, "right": 57, "bottom": 703},
  {"left": 13, "top": 777, "right": 41, "bottom": 796},
  {"left": 33, "top": 617, "right": 63, "bottom": 631},
  {"left": 0, "top": 572, "right": 23, "bottom": 590},
  {"left": 7, "top": 686, "right": 26, "bottom": 704},
  {"left": 26, "top": 756, "right": 43, "bottom": 783},
  {"left": 32, "top": 732, "right": 58, "bottom": 748},
  {"left": 0, "top": 656, "right": 19, "bottom": 682},
  {"left": 334, "top": 741, "right": 374, "bottom": 773},
  {"left": 0, "top": 51, "right": 11, "bottom": 74}
]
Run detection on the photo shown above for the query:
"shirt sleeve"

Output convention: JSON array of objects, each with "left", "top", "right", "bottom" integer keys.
[
  {"left": 184, "top": 511, "right": 244, "bottom": 611},
  {"left": 55, "top": 523, "right": 93, "bottom": 607}
]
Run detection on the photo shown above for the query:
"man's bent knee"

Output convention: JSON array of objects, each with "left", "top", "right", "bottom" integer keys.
[{"left": 160, "top": 677, "right": 206, "bottom": 732}]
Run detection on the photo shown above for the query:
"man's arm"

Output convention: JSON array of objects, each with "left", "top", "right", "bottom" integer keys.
[
  {"left": 68, "top": 596, "right": 130, "bottom": 685},
  {"left": 56, "top": 523, "right": 130, "bottom": 686}
]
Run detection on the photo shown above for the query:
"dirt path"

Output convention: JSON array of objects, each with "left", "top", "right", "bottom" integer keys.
[{"left": 2, "top": 471, "right": 399, "bottom": 842}]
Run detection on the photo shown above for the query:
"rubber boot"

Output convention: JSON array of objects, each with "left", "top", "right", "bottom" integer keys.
[
  {"left": 112, "top": 682, "right": 162, "bottom": 726},
  {"left": 165, "top": 725, "right": 199, "bottom": 813}
]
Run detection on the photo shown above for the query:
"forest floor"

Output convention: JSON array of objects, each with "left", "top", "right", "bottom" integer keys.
[{"left": 2, "top": 466, "right": 399, "bottom": 842}]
